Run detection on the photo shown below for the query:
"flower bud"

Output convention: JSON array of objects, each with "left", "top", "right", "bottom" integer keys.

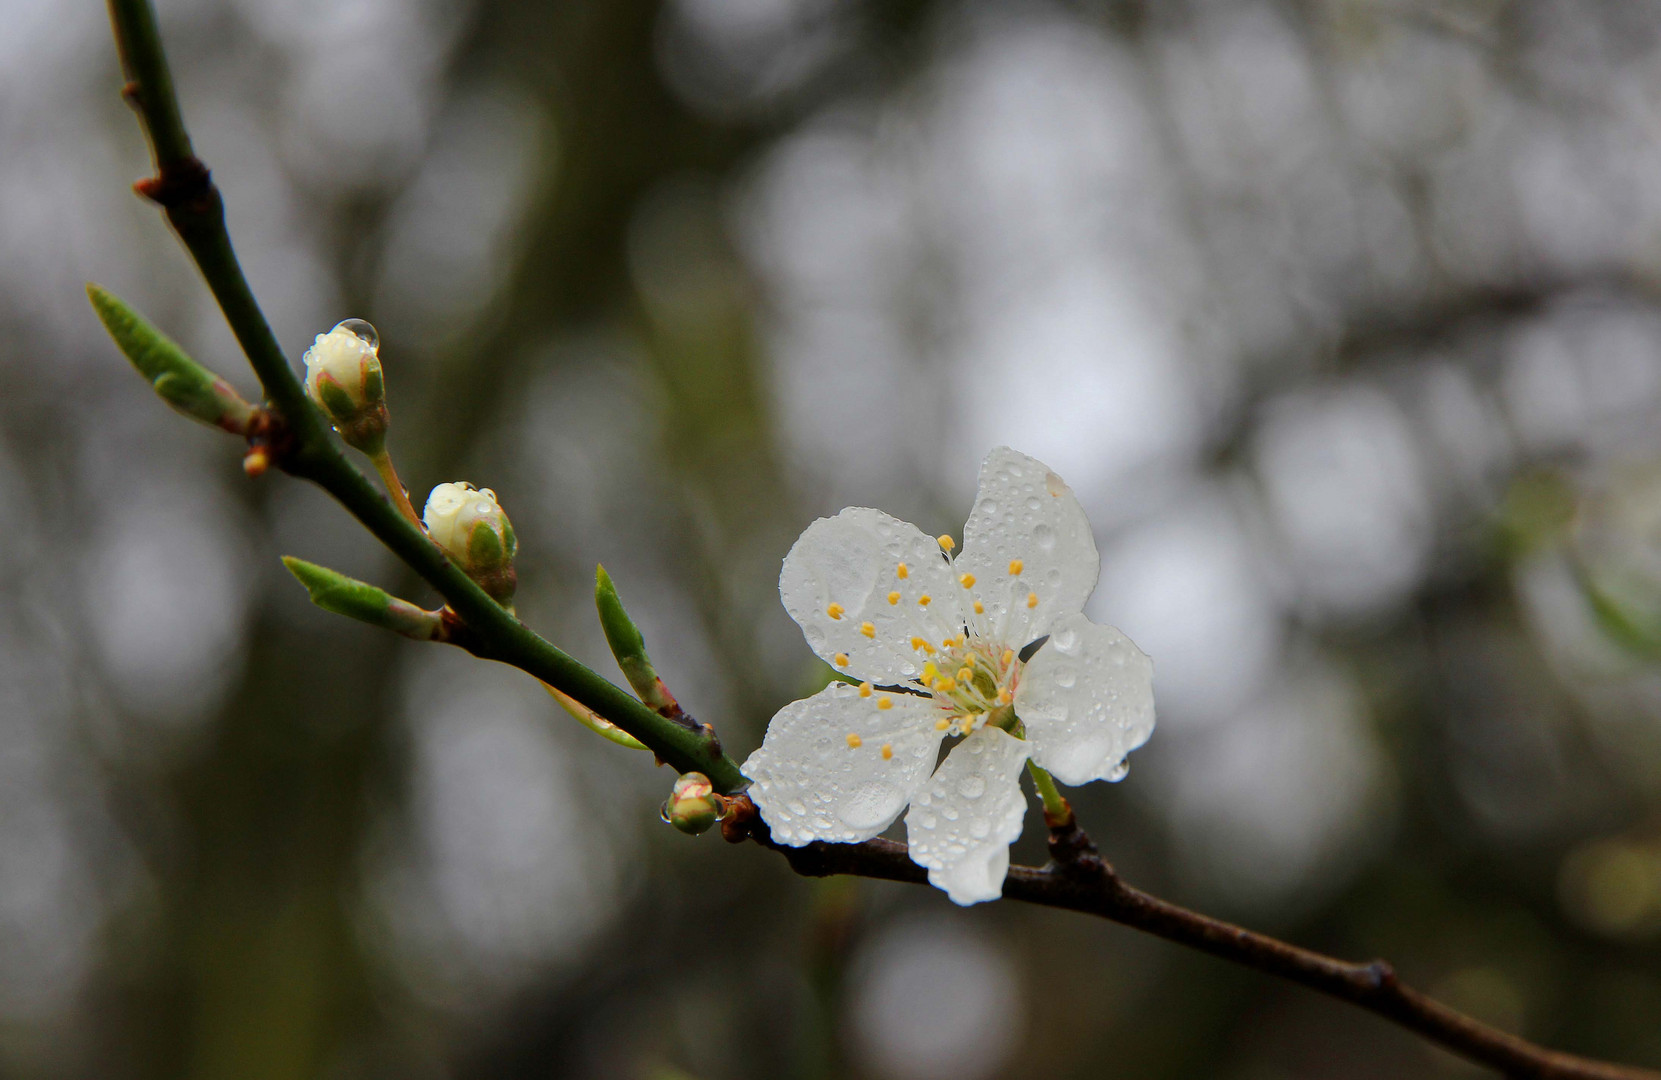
[
  {"left": 303, "top": 319, "right": 387, "bottom": 454},
  {"left": 423, "top": 482, "right": 518, "bottom": 605},
  {"left": 661, "top": 772, "right": 722, "bottom": 835}
]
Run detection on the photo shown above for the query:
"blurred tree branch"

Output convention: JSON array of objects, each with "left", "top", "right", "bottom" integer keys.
[{"left": 100, "top": 0, "right": 1661, "bottom": 1077}]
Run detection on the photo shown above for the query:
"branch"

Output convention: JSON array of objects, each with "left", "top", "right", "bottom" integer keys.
[
  {"left": 734, "top": 806, "right": 1659, "bottom": 1080},
  {"left": 103, "top": 0, "right": 740, "bottom": 794},
  {"left": 101, "top": 4, "right": 1659, "bottom": 1079}
]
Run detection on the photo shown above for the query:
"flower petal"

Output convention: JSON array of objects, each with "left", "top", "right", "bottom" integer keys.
[
  {"left": 742, "top": 682, "right": 947, "bottom": 846},
  {"left": 781, "top": 507, "right": 965, "bottom": 683},
  {"left": 904, "top": 726, "right": 1030, "bottom": 905},
  {"left": 957, "top": 447, "right": 1100, "bottom": 649},
  {"left": 1015, "top": 612, "right": 1155, "bottom": 786}
]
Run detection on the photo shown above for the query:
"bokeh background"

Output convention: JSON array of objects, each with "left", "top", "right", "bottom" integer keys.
[{"left": 5, "top": 0, "right": 1661, "bottom": 1076}]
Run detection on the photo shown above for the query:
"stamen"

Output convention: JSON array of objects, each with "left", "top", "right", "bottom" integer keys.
[
  {"left": 921, "top": 661, "right": 939, "bottom": 686},
  {"left": 935, "top": 677, "right": 957, "bottom": 693},
  {"left": 877, "top": 698, "right": 893, "bottom": 711},
  {"left": 973, "top": 600, "right": 984, "bottom": 614},
  {"left": 860, "top": 621, "right": 876, "bottom": 639},
  {"left": 859, "top": 682, "right": 873, "bottom": 698},
  {"left": 1026, "top": 592, "right": 1039, "bottom": 609},
  {"left": 998, "top": 688, "right": 1013, "bottom": 705},
  {"left": 936, "top": 718, "right": 951, "bottom": 730},
  {"left": 1009, "top": 558, "right": 1024, "bottom": 575},
  {"left": 887, "top": 591, "right": 901, "bottom": 605},
  {"left": 881, "top": 743, "right": 893, "bottom": 760},
  {"left": 911, "top": 636, "right": 928, "bottom": 652},
  {"left": 937, "top": 535, "right": 955, "bottom": 552},
  {"left": 834, "top": 652, "right": 849, "bottom": 667},
  {"left": 846, "top": 733, "right": 862, "bottom": 749},
  {"left": 826, "top": 602, "right": 844, "bottom": 620},
  {"left": 959, "top": 573, "right": 976, "bottom": 588},
  {"left": 941, "top": 639, "right": 955, "bottom": 650},
  {"left": 917, "top": 595, "right": 932, "bottom": 607},
  {"left": 1001, "top": 649, "right": 1014, "bottom": 665},
  {"left": 896, "top": 563, "right": 909, "bottom": 579}
]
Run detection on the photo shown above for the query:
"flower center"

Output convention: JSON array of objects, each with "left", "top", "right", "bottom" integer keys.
[{"left": 918, "top": 635, "right": 1019, "bottom": 736}]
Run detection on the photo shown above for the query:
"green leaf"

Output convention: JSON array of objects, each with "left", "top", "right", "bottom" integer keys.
[
  {"left": 86, "top": 283, "right": 258, "bottom": 434},
  {"left": 596, "top": 564, "right": 676, "bottom": 712},
  {"left": 280, "top": 556, "right": 441, "bottom": 641}
]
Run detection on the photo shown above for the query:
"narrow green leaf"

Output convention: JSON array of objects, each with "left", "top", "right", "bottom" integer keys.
[
  {"left": 596, "top": 564, "right": 675, "bottom": 712},
  {"left": 87, "top": 283, "right": 258, "bottom": 434},
  {"left": 280, "top": 556, "right": 441, "bottom": 641}
]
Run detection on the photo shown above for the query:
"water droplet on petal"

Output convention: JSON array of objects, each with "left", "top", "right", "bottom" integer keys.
[
  {"left": 919, "top": 813, "right": 937, "bottom": 829},
  {"left": 334, "top": 318, "right": 378, "bottom": 349},
  {"left": 1106, "top": 759, "right": 1130, "bottom": 782},
  {"left": 787, "top": 799, "right": 807, "bottom": 817},
  {"left": 1054, "top": 665, "right": 1076, "bottom": 689},
  {"left": 839, "top": 780, "right": 905, "bottom": 830},
  {"left": 1033, "top": 524, "right": 1056, "bottom": 552},
  {"left": 957, "top": 775, "right": 986, "bottom": 799},
  {"left": 980, "top": 499, "right": 999, "bottom": 518},
  {"left": 1025, "top": 496, "right": 1041, "bottom": 511},
  {"left": 970, "top": 818, "right": 991, "bottom": 839},
  {"left": 1052, "top": 628, "right": 1078, "bottom": 653}
]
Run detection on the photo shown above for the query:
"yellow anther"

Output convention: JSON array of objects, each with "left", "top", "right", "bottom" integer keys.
[
  {"left": 935, "top": 677, "right": 957, "bottom": 693},
  {"left": 998, "top": 688, "right": 1014, "bottom": 705},
  {"left": 917, "top": 594, "right": 932, "bottom": 607},
  {"left": 973, "top": 600, "right": 984, "bottom": 614},
  {"left": 877, "top": 697, "right": 893, "bottom": 711},
  {"left": 937, "top": 535, "right": 955, "bottom": 552},
  {"left": 834, "top": 652, "right": 849, "bottom": 667},
  {"left": 881, "top": 743, "right": 893, "bottom": 760},
  {"left": 936, "top": 718, "right": 951, "bottom": 730},
  {"left": 923, "top": 641, "right": 937, "bottom": 655},
  {"left": 957, "top": 666, "right": 973, "bottom": 683},
  {"left": 921, "top": 661, "right": 939, "bottom": 683},
  {"left": 1001, "top": 649, "right": 1014, "bottom": 665},
  {"left": 826, "top": 602, "right": 845, "bottom": 620},
  {"left": 887, "top": 591, "right": 901, "bottom": 605},
  {"left": 846, "top": 733, "right": 862, "bottom": 749},
  {"left": 1026, "top": 591, "right": 1039, "bottom": 609},
  {"left": 941, "top": 638, "right": 955, "bottom": 650},
  {"left": 896, "top": 563, "right": 909, "bottom": 579},
  {"left": 860, "top": 621, "right": 876, "bottom": 639},
  {"left": 959, "top": 573, "right": 976, "bottom": 588},
  {"left": 859, "top": 681, "right": 873, "bottom": 698},
  {"left": 911, "top": 636, "right": 928, "bottom": 651},
  {"left": 1009, "top": 558, "right": 1024, "bottom": 575}
]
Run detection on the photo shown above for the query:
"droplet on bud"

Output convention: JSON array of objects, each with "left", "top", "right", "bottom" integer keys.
[
  {"left": 334, "top": 318, "right": 378, "bottom": 349},
  {"left": 662, "top": 771, "right": 722, "bottom": 835}
]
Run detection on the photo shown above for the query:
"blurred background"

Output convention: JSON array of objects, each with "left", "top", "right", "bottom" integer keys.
[{"left": 4, "top": 0, "right": 1661, "bottom": 1076}]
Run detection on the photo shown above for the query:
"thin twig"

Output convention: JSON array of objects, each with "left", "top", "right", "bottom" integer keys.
[
  {"left": 736, "top": 805, "right": 1659, "bottom": 1080},
  {"left": 101, "top": 3, "right": 1661, "bottom": 1078}
]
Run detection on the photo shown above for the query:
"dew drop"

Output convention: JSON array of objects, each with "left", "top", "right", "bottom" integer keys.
[
  {"left": 1054, "top": 665, "right": 1076, "bottom": 689},
  {"left": 1033, "top": 524, "right": 1056, "bottom": 552},
  {"left": 970, "top": 819, "right": 991, "bottom": 839},
  {"left": 919, "top": 813, "right": 938, "bottom": 829},
  {"left": 1052, "top": 627, "right": 1078, "bottom": 653},
  {"left": 1025, "top": 496, "right": 1042, "bottom": 511},
  {"left": 787, "top": 799, "right": 807, "bottom": 817},
  {"left": 980, "top": 499, "right": 999, "bottom": 518},
  {"left": 334, "top": 318, "right": 378, "bottom": 349},
  {"left": 943, "top": 807, "right": 960, "bottom": 821},
  {"left": 839, "top": 780, "right": 905, "bottom": 830},
  {"left": 957, "top": 775, "right": 986, "bottom": 799},
  {"left": 1105, "top": 759, "right": 1130, "bottom": 782}
]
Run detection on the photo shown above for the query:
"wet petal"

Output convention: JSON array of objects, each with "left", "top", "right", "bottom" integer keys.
[
  {"left": 904, "top": 726, "right": 1030, "bottom": 905},
  {"left": 956, "top": 447, "right": 1099, "bottom": 649},
  {"left": 743, "top": 682, "right": 947, "bottom": 846},
  {"left": 781, "top": 507, "right": 965, "bottom": 683},
  {"left": 1016, "top": 612, "right": 1155, "bottom": 786}
]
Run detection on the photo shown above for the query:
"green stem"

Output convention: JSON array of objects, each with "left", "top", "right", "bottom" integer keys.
[
  {"left": 1027, "top": 760, "right": 1073, "bottom": 829},
  {"left": 103, "top": 0, "right": 743, "bottom": 794},
  {"left": 369, "top": 450, "right": 423, "bottom": 530}
]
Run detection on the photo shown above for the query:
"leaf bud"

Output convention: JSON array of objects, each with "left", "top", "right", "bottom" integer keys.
[
  {"left": 661, "top": 772, "right": 723, "bottom": 835},
  {"left": 303, "top": 319, "right": 387, "bottom": 454},
  {"left": 423, "top": 482, "right": 518, "bottom": 606}
]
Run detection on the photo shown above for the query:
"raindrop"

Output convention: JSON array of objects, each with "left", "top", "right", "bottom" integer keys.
[
  {"left": 840, "top": 780, "right": 904, "bottom": 830},
  {"left": 787, "top": 799, "right": 807, "bottom": 817},
  {"left": 1033, "top": 524, "right": 1056, "bottom": 552},
  {"left": 1054, "top": 665, "right": 1076, "bottom": 689},
  {"left": 1105, "top": 759, "right": 1130, "bottom": 782},
  {"left": 919, "top": 813, "right": 938, "bottom": 829},
  {"left": 943, "top": 807, "right": 960, "bottom": 821},
  {"left": 957, "top": 775, "right": 986, "bottom": 799},
  {"left": 980, "top": 499, "right": 999, "bottom": 518},
  {"left": 334, "top": 318, "right": 379, "bottom": 349},
  {"left": 1025, "top": 496, "right": 1041, "bottom": 511},
  {"left": 1051, "top": 627, "right": 1078, "bottom": 653},
  {"left": 970, "top": 819, "right": 991, "bottom": 839}
]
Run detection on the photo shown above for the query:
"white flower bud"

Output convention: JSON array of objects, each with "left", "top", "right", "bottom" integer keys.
[
  {"left": 303, "top": 319, "right": 387, "bottom": 452},
  {"left": 423, "top": 482, "right": 518, "bottom": 605}
]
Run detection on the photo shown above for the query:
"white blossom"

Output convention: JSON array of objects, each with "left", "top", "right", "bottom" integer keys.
[
  {"left": 742, "top": 447, "right": 1156, "bottom": 905},
  {"left": 302, "top": 319, "right": 383, "bottom": 416},
  {"left": 422, "top": 482, "right": 518, "bottom": 605}
]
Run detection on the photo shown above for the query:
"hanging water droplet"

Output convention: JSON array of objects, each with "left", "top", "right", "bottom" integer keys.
[
  {"left": 658, "top": 802, "right": 672, "bottom": 824},
  {"left": 333, "top": 318, "right": 378, "bottom": 349},
  {"left": 1106, "top": 759, "right": 1130, "bottom": 782}
]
